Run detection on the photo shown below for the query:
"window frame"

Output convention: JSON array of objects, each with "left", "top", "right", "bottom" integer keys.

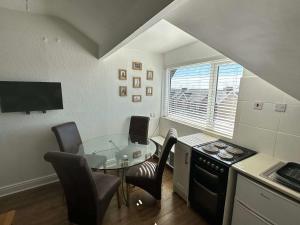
[{"left": 163, "top": 59, "right": 242, "bottom": 138}]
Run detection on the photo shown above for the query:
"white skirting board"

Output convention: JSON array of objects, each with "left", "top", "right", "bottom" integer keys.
[{"left": 0, "top": 174, "right": 58, "bottom": 197}]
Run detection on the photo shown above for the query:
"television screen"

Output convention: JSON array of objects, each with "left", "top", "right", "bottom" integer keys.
[{"left": 0, "top": 81, "right": 63, "bottom": 113}]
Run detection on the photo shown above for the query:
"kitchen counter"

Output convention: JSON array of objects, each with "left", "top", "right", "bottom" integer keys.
[{"left": 232, "top": 153, "right": 300, "bottom": 202}]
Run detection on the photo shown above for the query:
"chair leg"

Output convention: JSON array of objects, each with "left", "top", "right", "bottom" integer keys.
[
  {"left": 116, "top": 188, "right": 121, "bottom": 209},
  {"left": 157, "top": 200, "right": 161, "bottom": 209},
  {"left": 126, "top": 183, "right": 130, "bottom": 207}
]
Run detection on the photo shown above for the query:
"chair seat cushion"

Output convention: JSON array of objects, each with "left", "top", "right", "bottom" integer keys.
[
  {"left": 126, "top": 161, "right": 157, "bottom": 187},
  {"left": 93, "top": 172, "right": 120, "bottom": 201}
]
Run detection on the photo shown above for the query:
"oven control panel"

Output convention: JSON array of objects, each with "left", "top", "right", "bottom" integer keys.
[{"left": 198, "top": 156, "right": 226, "bottom": 173}]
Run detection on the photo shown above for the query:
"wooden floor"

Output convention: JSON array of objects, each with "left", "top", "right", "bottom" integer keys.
[{"left": 0, "top": 168, "right": 208, "bottom": 225}]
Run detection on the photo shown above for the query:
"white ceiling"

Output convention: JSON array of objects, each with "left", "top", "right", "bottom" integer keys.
[
  {"left": 167, "top": 0, "right": 300, "bottom": 100},
  {"left": 0, "top": 0, "right": 175, "bottom": 58},
  {"left": 125, "top": 19, "right": 197, "bottom": 54}
]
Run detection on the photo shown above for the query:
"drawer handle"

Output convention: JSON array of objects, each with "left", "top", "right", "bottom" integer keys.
[
  {"left": 185, "top": 152, "right": 189, "bottom": 164},
  {"left": 260, "top": 193, "right": 270, "bottom": 200}
]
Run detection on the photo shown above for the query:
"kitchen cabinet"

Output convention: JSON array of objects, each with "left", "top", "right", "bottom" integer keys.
[
  {"left": 232, "top": 174, "right": 300, "bottom": 225},
  {"left": 173, "top": 142, "right": 191, "bottom": 201},
  {"left": 232, "top": 200, "right": 271, "bottom": 225}
]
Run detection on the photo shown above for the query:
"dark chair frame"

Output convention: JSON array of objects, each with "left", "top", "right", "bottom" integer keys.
[
  {"left": 44, "top": 152, "right": 121, "bottom": 225},
  {"left": 125, "top": 128, "right": 177, "bottom": 204}
]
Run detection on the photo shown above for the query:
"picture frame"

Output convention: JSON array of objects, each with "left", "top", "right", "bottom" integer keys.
[
  {"left": 118, "top": 69, "right": 127, "bottom": 80},
  {"left": 132, "top": 95, "right": 142, "bottom": 102},
  {"left": 146, "top": 70, "right": 154, "bottom": 80},
  {"left": 119, "top": 86, "right": 127, "bottom": 96},
  {"left": 132, "top": 61, "right": 142, "bottom": 70},
  {"left": 146, "top": 87, "right": 153, "bottom": 96},
  {"left": 132, "top": 77, "right": 141, "bottom": 88}
]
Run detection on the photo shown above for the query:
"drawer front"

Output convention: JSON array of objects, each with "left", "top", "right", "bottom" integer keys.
[
  {"left": 232, "top": 200, "right": 271, "bottom": 225},
  {"left": 236, "top": 174, "right": 300, "bottom": 225}
]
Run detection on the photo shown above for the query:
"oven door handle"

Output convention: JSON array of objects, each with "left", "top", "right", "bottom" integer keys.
[{"left": 194, "top": 164, "right": 219, "bottom": 180}]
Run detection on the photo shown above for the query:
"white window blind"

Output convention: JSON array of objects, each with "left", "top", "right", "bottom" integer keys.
[{"left": 165, "top": 60, "right": 243, "bottom": 138}]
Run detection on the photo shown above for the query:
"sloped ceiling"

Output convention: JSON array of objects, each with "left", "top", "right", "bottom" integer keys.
[
  {"left": 166, "top": 0, "right": 300, "bottom": 100},
  {"left": 125, "top": 19, "right": 197, "bottom": 54},
  {"left": 0, "top": 0, "right": 175, "bottom": 57}
]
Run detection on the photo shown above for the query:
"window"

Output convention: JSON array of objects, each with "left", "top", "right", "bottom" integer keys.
[{"left": 164, "top": 60, "right": 243, "bottom": 137}]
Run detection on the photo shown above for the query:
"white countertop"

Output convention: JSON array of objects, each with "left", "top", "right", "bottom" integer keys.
[
  {"left": 233, "top": 153, "right": 300, "bottom": 202},
  {"left": 178, "top": 133, "right": 217, "bottom": 147}
]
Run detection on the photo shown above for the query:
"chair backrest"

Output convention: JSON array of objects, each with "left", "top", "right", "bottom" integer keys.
[
  {"left": 129, "top": 116, "right": 150, "bottom": 144},
  {"left": 44, "top": 152, "right": 98, "bottom": 224},
  {"left": 156, "top": 128, "right": 178, "bottom": 180},
  {"left": 51, "top": 122, "right": 82, "bottom": 154}
]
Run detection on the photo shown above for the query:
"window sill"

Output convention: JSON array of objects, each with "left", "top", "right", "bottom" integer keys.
[{"left": 161, "top": 116, "right": 233, "bottom": 141}]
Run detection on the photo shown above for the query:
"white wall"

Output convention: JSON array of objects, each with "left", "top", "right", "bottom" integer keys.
[
  {"left": 161, "top": 41, "right": 300, "bottom": 162},
  {"left": 0, "top": 8, "right": 163, "bottom": 193},
  {"left": 163, "top": 41, "right": 223, "bottom": 68}
]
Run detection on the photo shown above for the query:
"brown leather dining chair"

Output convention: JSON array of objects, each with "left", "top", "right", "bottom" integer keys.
[
  {"left": 51, "top": 122, "right": 82, "bottom": 154},
  {"left": 129, "top": 116, "right": 150, "bottom": 144},
  {"left": 51, "top": 122, "right": 107, "bottom": 171},
  {"left": 44, "top": 152, "right": 121, "bottom": 225},
  {"left": 126, "top": 128, "right": 177, "bottom": 204}
]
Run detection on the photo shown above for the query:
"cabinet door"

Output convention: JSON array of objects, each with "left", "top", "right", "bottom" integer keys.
[
  {"left": 232, "top": 200, "right": 271, "bottom": 225},
  {"left": 173, "top": 142, "right": 191, "bottom": 201}
]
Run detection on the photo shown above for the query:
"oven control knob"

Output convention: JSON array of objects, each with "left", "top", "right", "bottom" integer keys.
[
  {"left": 203, "top": 159, "right": 206, "bottom": 163},
  {"left": 215, "top": 166, "right": 219, "bottom": 170},
  {"left": 207, "top": 161, "right": 210, "bottom": 165},
  {"left": 211, "top": 164, "right": 215, "bottom": 168},
  {"left": 199, "top": 157, "right": 203, "bottom": 162},
  {"left": 220, "top": 168, "right": 224, "bottom": 173}
]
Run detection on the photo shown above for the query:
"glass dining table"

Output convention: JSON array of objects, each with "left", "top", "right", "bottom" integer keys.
[{"left": 78, "top": 134, "right": 157, "bottom": 205}]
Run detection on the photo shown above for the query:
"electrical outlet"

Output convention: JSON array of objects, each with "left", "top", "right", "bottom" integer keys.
[
  {"left": 275, "top": 103, "right": 287, "bottom": 112},
  {"left": 254, "top": 102, "right": 264, "bottom": 110}
]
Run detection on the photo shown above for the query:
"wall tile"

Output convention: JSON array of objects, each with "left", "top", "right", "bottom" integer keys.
[
  {"left": 274, "top": 133, "right": 300, "bottom": 162},
  {"left": 233, "top": 123, "right": 276, "bottom": 155},
  {"left": 239, "top": 76, "right": 284, "bottom": 102},
  {"left": 278, "top": 104, "right": 300, "bottom": 136},
  {"left": 239, "top": 101, "right": 280, "bottom": 130}
]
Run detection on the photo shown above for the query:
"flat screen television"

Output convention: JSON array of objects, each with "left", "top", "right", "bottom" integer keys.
[{"left": 0, "top": 81, "right": 63, "bottom": 113}]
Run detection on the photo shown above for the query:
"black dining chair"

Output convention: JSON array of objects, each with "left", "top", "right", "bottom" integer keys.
[
  {"left": 125, "top": 128, "right": 177, "bottom": 205},
  {"left": 129, "top": 116, "right": 150, "bottom": 144},
  {"left": 44, "top": 151, "right": 121, "bottom": 225},
  {"left": 51, "top": 122, "right": 82, "bottom": 154},
  {"left": 51, "top": 122, "right": 107, "bottom": 172}
]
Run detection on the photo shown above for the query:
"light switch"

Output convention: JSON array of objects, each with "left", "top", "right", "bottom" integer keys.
[
  {"left": 275, "top": 104, "right": 287, "bottom": 112},
  {"left": 254, "top": 102, "right": 264, "bottom": 110}
]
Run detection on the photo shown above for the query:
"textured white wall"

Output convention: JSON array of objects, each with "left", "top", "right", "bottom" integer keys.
[
  {"left": 0, "top": 8, "right": 163, "bottom": 189},
  {"left": 161, "top": 42, "right": 300, "bottom": 162},
  {"left": 163, "top": 41, "right": 223, "bottom": 68}
]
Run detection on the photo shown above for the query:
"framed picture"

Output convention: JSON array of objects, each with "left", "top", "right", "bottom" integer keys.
[
  {"left": 146, "top": 70, "right": 154, "bottom": 80},
  {"left": 146, "top": 87, "right": 153, "bottom": 96},
  {"left": 132, "top": 61, "right": 142, "bottom": 70},
  {"left": 119, "top": 86, "right": 127, "bottom": 96},
  {"left": 132, "top": 95, "right": 142, "bottom": 102},
  {"left": 132, "top": 77, "right": 141, "bottom": 88},
  {"left": 118, "top": 69, "right": 127, "bottom": 80}
]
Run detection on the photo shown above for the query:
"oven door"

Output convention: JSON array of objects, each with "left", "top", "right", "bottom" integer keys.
[{"left": 189, "top": 158, "right": 227, "bottom": 225}]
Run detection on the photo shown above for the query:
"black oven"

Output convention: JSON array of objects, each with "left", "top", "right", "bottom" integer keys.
[{"left": 189, "top": 149, "right": 229, "bottom": 225}]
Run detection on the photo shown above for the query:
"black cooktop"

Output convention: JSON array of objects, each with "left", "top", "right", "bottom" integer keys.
[{"left": 193, "top": 140, "right": 257, "bottom": 166}]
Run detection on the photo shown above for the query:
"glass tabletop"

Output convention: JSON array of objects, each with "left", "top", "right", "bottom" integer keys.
[{"left": 78, "top": 134, "right": 157, "bottom": 170}]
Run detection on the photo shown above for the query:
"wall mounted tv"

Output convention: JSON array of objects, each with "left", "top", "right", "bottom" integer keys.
[{"left": 0, "top": 81, "right": 63, "bottom": 114}]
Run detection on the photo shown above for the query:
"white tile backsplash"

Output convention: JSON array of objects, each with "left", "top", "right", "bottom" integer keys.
[
  {"left": 238, "top": 101, "right": 280, "bottom": 130},
  {"left": 233, "top": 71, "right": 300, "bottom": 162},
  {"left": 234, "top": 123, "right": 276, "bottom": 155},
  {"left": 239, "top": 76, "right": 285, "bottom": 103},
  {"left": 278, "top": 104, "right": 300, "bottom": 136},
  {"left": 274, "top": 133, "right": 300, "bottom": 162}
]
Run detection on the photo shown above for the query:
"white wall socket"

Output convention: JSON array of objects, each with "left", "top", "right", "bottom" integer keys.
[
  {"left": 275, "top": 103, "right": 287, "bottom": 112},
  {"left": 254, "top": 102, "right": 264, "bottom": 110}
]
